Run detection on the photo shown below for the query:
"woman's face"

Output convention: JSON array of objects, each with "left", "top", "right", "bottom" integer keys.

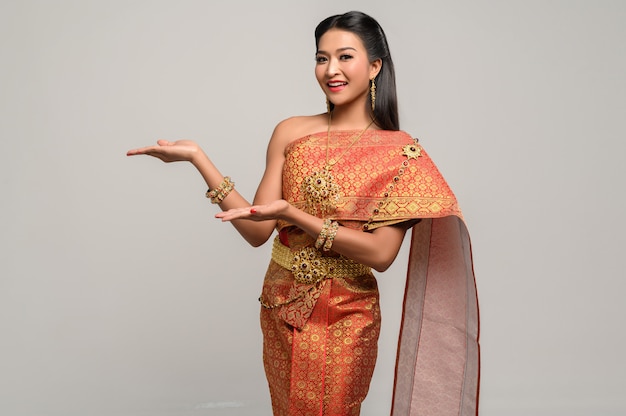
[{"left": 315, "top": 29, "right": 381, "bottom": 110}]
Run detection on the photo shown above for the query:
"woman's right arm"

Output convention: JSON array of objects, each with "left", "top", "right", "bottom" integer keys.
[
  {"left": 126, "top": 121, "right": 293, "bottom": 247},
  {"left": 193, "top": 122, "right": 291, "bottom": 246}
]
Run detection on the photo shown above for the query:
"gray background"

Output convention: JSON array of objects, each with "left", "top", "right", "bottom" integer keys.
[{"left": 1, "top": 1, "right": 625, "bottom": 415}]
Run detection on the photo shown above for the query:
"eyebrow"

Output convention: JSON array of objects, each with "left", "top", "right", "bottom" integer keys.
[{"left": 316, "top": 47, "right": 358, "bottom": 55}]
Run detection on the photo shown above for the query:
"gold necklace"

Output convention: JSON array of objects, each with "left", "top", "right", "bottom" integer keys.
[
  {"left": 325, "top": 112, "right": 375, "bottom": 166},
  {"left": 302, "top": 112, "right": 375, "bottom": 217}
]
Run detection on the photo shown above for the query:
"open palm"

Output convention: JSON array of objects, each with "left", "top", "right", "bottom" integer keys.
[{"left": 126, "top": 139, "right": 201, "bottom": 163}]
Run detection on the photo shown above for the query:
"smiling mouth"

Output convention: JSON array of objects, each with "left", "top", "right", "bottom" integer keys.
[{"left": 328, "top": 81, "right": 347, "bottom": 87}]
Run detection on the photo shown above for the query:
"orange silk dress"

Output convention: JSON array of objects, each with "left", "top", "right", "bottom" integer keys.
[{"left": 259, "top": 130, "right": 479, "bottom": 415}]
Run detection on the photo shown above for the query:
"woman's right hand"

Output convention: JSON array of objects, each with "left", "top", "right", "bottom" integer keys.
[{"left": 126, "top": 139, "right": 203, "bottom": 164}]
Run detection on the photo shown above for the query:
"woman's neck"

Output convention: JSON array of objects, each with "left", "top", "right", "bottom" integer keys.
[{"left": 329, "top": 103, "right": 374, "bottom": 130}]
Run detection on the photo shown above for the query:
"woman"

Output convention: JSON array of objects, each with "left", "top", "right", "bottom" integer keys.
[{"left": 127, "top": 11, "right": 479, "bottom": 416}]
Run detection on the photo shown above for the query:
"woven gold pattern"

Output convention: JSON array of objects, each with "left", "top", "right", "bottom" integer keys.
[
  {"left": 282, "top": 130, "right": 461, "bottom": 227},
  {"left": 271, "top": 236, "right": 371, "bottom": 284},
  {"left": 261, "top": 233, "right": 380, "bottom": 415},
  {"left": 260, "top": 129, "right": 476, "bottom": 415}
]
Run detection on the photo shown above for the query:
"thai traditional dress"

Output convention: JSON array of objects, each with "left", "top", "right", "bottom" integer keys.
[{"left": 259, "top": 130, "right": 479, "bottom": 416}]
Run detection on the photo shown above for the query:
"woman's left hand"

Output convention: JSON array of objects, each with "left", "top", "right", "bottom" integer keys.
[{"left": 216, "top": 199, "right": 290, "bottom": 222}]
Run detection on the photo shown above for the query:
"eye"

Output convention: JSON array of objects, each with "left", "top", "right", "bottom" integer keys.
[
  {"left": 315, "top": 55, "right": 328, "bottom": 64},
  {"left": 340, "top": 54, "right": 353, "bottom": 61}
]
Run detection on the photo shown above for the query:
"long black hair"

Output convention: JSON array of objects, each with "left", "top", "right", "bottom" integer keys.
[{"left": 315, "top": 11, "right": 400, "bottom": 131}]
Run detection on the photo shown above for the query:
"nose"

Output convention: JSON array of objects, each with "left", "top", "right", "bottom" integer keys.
[{"left": 326, "top": 57, "right": 340, "bottom": 77}]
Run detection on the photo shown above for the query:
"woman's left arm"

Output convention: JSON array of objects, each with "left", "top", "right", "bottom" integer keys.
[{"left": 216, "top": 202, "right": 408, "bottom": 272}]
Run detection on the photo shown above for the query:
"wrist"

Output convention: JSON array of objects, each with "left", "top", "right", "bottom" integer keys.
[
  {"left": 190, "top": 147, "right": 208, "bottom": 167},
  {"left": 277, "top": 201, "right": 294, "bottom": 221}
]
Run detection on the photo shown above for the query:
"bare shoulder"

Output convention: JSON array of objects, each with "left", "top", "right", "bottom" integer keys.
[
  {"left": 263, "top": 114, "right": 327, "bottom": 173},
  {"left": 269, "top": 114, "right": 328, "bottom": 149}
]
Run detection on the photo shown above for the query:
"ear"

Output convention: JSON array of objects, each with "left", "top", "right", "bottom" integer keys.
[{"left": 369, "top": 58, "right": 382, "bottom": 80}]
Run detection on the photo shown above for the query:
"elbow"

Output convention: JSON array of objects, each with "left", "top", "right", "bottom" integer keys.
[
  {"left": 239, "top": 226, "right": 275, "bottom": 248},
  {"left": 369, "top": 255, "right": 395, "bottom": 273},
  {"left": 369, "top": 249, "right": 401, "bottom": 273},
  {"left": 372, "top": 261, "right": 393, "bottom": 273},
  {"left": 246, "top": 237, "right": 267, "bottom": 248}
]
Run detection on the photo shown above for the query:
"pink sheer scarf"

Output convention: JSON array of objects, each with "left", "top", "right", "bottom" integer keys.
[{"left": 392, "top": 216, "right": 480, "bottom": 415}]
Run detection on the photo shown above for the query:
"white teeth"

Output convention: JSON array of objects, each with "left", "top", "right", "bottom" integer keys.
[{"left": 328, "top": 82, "right": 346, "bottom": 87}]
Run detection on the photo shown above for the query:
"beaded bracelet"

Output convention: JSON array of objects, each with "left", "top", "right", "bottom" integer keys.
[
  {"left": 322, "top": 221, "right": 339, "bottom": 252},
  {"left": 206, "top": 176, "right": 235, "bottom": 204},
  {"left": 315, "top": 219, "right": 339, "bottom": 252},
  {"left": 315, "top": 219, "right": 332, "bottom": 250}
]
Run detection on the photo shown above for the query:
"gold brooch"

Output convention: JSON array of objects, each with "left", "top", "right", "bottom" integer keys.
[
  {"left": 291, "top": 248, "right": 329, "bottom": 285},
  {"left": 301, "top": 166, "right": 340, "bottom": 216},
  {"left": 402, "top": 143, "right": 422, "bottom": 160}
]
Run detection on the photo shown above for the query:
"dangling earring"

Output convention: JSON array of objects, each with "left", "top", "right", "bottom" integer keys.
[
  {"left": 370, "top": 78, "right": 376, "bottom": 111},
  {"left": 326, "top": 98, "right": 331, "bottom": 113}
]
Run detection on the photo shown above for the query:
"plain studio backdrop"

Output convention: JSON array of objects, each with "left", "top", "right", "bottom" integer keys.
[{"left": 1, "top": 1, "right": 624, "bottom": 415}]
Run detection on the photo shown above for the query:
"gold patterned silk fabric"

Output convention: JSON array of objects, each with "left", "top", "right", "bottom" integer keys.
[
  {"left": 280, "top": 130, "right": 462, "bottom": 228},
  {"left": 261, "top": 130, "right": 480, "bottom": 415},
  {"left": 261, "top": 256, "right": 380, "bottom": 415}
]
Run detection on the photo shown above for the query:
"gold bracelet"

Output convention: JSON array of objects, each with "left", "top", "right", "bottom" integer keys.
[
  {"left": 323, "top": 221, "right": 339, "bottom": 252},
  {"left": 205, "top": 176, "right": 235, "bottom": 204},
  {"left": 315, "top": 219, "right": 332, "bottom": 250}
]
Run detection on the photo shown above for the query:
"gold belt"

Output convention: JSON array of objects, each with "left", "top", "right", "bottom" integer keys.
[{"left": 271, "top": 236, "right": 371, "bottom": 285}]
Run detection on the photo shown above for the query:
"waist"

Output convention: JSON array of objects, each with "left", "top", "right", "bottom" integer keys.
[{"left": 271, "top": 235, "right": 372, "bottom": 285}]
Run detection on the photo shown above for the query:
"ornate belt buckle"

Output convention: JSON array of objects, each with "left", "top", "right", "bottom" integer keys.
[{"left": 291, "top": 247, "right": 328, "bottom": 285}]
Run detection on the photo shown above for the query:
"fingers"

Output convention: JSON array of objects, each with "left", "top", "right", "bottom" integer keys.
[
  {"left": 126, "top": 146, "right": 154, "bottom": 156},
  {"left": 126, "top": 140, "right": 164, "bottom": 156},
  {"left": 215, "top": 206, "right": 260, "bottom": 222}
]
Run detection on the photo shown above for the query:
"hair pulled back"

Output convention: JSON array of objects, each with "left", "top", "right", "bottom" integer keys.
[{"left": 315, "top": 11, "right": 399, "bottom": 131}]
